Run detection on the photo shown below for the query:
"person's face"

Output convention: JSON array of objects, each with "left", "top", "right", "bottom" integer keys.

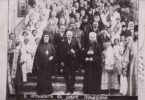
[
  {"left": 113, "top": 27, "right": 118, "bottom": 33},
  {"left": 67, "top": 32, "right": 73, "bottom": 40},
  {"left": 94, "top": 16, "right": 100, "bottom": 22},
  {"left": 125, "top": 7, "right": 130, "bottom": 13},
  {"left": 122, "top": 27, "right": 127, "bottom": 31},
  {"left": 76, "top": 23, "right": 81, "bottom": 29},
  {"left": 130, "top": 29, "right": 134, "bottom": 36},
  {"left": 51, "top": 11, "right": 56, "bottom": 17},
  {"left": 70, "top": 17, "right": 76, "bottom": 24},
  {"left": 72, "top": 7, "right": 76, "bottom": 13},
  {"left": 25, "top": 25, "right": 30, "bottom": 31},
  {"left": 120, "top": 35, "right": 125, "bottom": 41},
  {"left": 80, "top": 0, "right": 84, "bottom": 4},
  {"left": 19, "top": 41, "right": 23, "bottom": 47},
  {"left": 75, "top": 13, "right": 80, "bottom": 19},
  {"left": 121, "top": 21, "right": 126, "bottom": 26},
  {"left": 43, "top": 35, "right": 49, "bottom": 44},
  {"left": 129, "top": 22, "right": 134, "bottom": 30},
  {"left": 32, "top": 30, "right": 37, "bottom": 36},
  {"left": 24, "top": 39, "right": 29, "bottom": 45},
  {"left": 34, "top": 5, "right": 39, "bottom": 12},
  {"left": 60, "top": 18, "right": 65, "bottom": 25},
  {"left": 22, "top": 32, "right": 28, "bottom": 37},
  {"left": 75, "top": 3, "right": 79, "bottom": 9},
  {"left": 107, "top": 27, "right": 111, "bottom": 33},
  {"left": 80, "top": 10, "right": 85, "bottom": 16},
  {"left": 89, "top": 35, "right": 96, "bottom": 42},
  {"left": 126, "top": 37, "right": 133, "bottom": 46},
  {"left": 83, "top": 18, "right": 88, "bottom": 23},
  {"left": 35, "top": 22, "right": 40, "bottom": 29},
  {"left": 59, "top": 28, "right": 65, "bottom": 33},
  {"left": 28, "top": 21, "right": 33, "bottom": 27},
  {"left": 48, "top": 20, "right": 54, "bottom": 27},
  {"left": 114, "top": 39, "right": 119, "bottom": 45},
  {"left": 46, "top": 3, "right": 50, "bottom": 9},
  {"left": 88, "top": 9, "right": 93, "bottom": 15},
  {"left": 93, "top": 23, "right": 98, "bottom": 29},
  {"left": 80, "top": 3, "right": 84, "bottom": 7},
  {"left": 116, "top": 19, "right": 121, "bottom": 23},
  {"left": 83, "top": 1, "right": 87, "bottom": 7},
  {"left": 52, "top": 4, "right": 56, "bottom": 10},
  {"left": 35, "top": 38, "right": 40, "bottom": 45},
  {"left": 29, "top": 14, "right": 34, "bottom": 21}
]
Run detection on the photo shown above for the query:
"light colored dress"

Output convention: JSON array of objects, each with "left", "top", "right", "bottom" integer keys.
[
  {"left": 101, "top": 45, "right": 120, "bottom": 90},
  {"left": 20, "top": 43, "right": 33, "bottom": 82},
  {"left": 128, "top": 41, "right": 138, "bottom": 96}
]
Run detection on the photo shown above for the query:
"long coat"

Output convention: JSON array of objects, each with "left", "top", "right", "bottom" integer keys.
[
  {"left": 54, "top": 32, "right": 66, "bottom": 63},
  {"left": 61, "top": 38, "right": 79, "bottom": 69},
  {"left": 83, "top": 41, "right": 102, "bottom": 94},
  {"left": 61, "top": 38, "right": 79, "bottom": 91},
  {"left": 33, "top": 42, "right": 56, "bottom": 94}
]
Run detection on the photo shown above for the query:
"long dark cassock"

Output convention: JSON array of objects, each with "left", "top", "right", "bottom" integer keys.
[
  {"left": 83, "top": 41, "right": 102, "bottom": 94},
  {"left": 61, "top": 38, "right": 79, "bottom": 93},
  {"left": 32, "top": 32, "right": 56, "bottom": 94}
]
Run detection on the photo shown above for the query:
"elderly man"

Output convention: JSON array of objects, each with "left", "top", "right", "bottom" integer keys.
[
  {"left": 54, "top": 25, "right": 66, "bottom": 75},
  {"left": 83, "top": 32, "right": 102, "bottom": 94},
  {"left": 61, "top": 31, "right": 79, "bottom": 94}
]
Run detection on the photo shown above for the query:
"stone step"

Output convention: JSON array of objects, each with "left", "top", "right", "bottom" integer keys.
[
  {"left": 27, "top": 76, "right": 84, "bottom": 83},
  {"left": 19, "top": 82, "right": 83, "bottom": 92},
  {"left": 27, "top": 70, "right": 85, "bottom": 78}
]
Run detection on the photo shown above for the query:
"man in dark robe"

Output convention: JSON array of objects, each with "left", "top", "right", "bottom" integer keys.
[
  {"left": 61, "top": 31, "right": 79, "bottom": 94},
  {"left": 83, "top": 32, "right": 102, "bottom": 94},
  {"left": 80, "top": 15, "right": 92, "bottom": 48},
  {"left": 32, "top": 31, "right": 56, "bottom": 94}
]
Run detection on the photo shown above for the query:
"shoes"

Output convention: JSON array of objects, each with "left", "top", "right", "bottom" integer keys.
[{"left": 70, "top": 91, "right": 74, "bottom": 94}]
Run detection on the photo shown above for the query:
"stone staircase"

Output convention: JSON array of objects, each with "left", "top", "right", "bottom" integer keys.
[{"left": 17, "top": 71, "right": 84, "bottom": 95}]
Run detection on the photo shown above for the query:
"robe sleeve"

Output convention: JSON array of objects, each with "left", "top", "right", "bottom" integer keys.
[
  {"left": 51, "top": 44, "right": 56, "bottom": 62},
  {"left": 93, "top": 43, "right": 102, "bottom": 65},
  {"left": 32, "top": 46, "right": 40, "bottom": 75}
]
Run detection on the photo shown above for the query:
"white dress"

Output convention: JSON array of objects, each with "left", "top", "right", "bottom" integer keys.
[
  {"left": 20, "top": 44, "right": 33, "bottom": 82},
  {"left": 101, "top": 46, "right": 120, "bottom": 90}
]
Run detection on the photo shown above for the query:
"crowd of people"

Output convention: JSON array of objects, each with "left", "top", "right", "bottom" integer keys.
[{"left": 8, "top": 0, "right": 138, "bottom": 96}]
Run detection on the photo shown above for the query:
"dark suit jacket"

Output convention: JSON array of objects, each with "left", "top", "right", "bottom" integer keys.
[
  {"left": 54, "top": 33, "right": 66, "bottom": 62},
  {"left": 61, "top": 38, "right": 79, "bottom": 65}
]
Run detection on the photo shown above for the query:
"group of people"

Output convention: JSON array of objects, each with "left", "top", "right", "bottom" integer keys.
[{"left": 8, "top": 0, "right": 138, "bottom": 96}]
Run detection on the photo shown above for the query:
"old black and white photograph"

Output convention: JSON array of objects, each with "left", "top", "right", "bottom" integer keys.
[{"left": 0, "top": 0, "right": 144, "bottom": 100}]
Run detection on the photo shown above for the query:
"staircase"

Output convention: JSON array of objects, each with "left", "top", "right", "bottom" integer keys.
[{"left": 17, "top": 71, "right": 84, "bottom": 95}]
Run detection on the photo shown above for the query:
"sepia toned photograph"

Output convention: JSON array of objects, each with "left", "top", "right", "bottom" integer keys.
[{"left": 1, "top": 0, "right": 144, "bottom": 100}]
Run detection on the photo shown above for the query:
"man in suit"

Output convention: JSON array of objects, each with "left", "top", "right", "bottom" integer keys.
[
  {"left": 61, "top": 31, "right": 79, "bottom": 94},
  {"left": 54, "top": 25, "right": 66, "bottom": 75}
]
